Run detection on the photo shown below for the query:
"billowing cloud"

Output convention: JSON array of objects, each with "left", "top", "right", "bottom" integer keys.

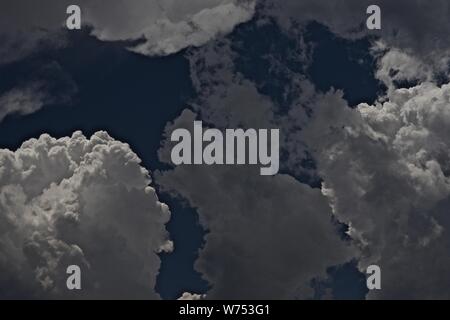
[
  {"left": 187, "top": 38, "right": 276, "bottom": 129},
  {"left": 177, "top": 10, "right": 450, "bottom": 298},
  {"left": 156, "top": 109, "right": 355, "bottom": 299},
  {"left": 297, "top": 79, "right": 450, "bottom": 298},
  {"left": 126, "top": 0, "right": 256, "bottom": 56},
  {"left": 0, "top": 84, "right": 48, "bottom": 123},
  {"left": 4, "top": 0, "right": 450, "bottom": 300},
  {"left": 0, "top": 131, "right": 171, "bottom": 299}
]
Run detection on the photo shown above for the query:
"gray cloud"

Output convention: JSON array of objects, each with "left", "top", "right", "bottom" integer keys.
[
  {"left": 0, "top": 83, "right": 48, "bottom": 123},
  {"left": 185, "top": 31, "right": 317, "bottom": 181},
  {"left": 187, "top": 39, "right": 276, "bottom": 129},
  {"left": 177, "top": 292, "right": 205, "bottom": 300},
  {"left": 0, "top": 62, "right": 77, "bottom": 123},
  {"left": 156, "top": 109, "right": 355, "bottom": 299},
  {"left": 0, "top": 0, "right": 255, "bottom": 63},
  {"left": 0, "top": 131, "right": 171, "bottom": 299},
  {"left": 4, "top": 0, "right": 450, "bottom": 299},
  {"left": 171, "top": 8, "right": 450, "bottom": 298},
  {"left": 296, "top": 80, "right": 450, "bottom": 298},
  {"left": 150, "top": 29, "right": 360, "bottom": 299},
  {"left": 373, "top": 47, "right": 433, "bottom": 90},
  {"left": 267, "top": 0, "right": 450, "bottom": 72}
]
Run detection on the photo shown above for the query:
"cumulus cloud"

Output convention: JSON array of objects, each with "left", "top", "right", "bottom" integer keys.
[
  {"left": 0, "top": 131, "right": 171, "bottom": 299},
  {"left": 186, "top": 32, "right": 318, "bottom": 180},
  {"left": 373, "top": 46, "right": 433, "bottom": 90},
  {"left": 128, "top": 0, "right": 256, "bottom": 56},
  {"left": 0, "top": 1, "right": 68, "bottom": 65},
  {"left": 187, "top": 38, "right": 276, "bottom": 129},
  {"left": 297, "top": 80, "right": 450, "bottom": 298},
  {"left": 0, "top": 0, "right": 255, "bottom": 62},
  {"left": 148, "top": 30, "right": 360, "bottom": 299},
  {"left": 5, "top": 0, "right": 450, "bottom": 299},
  {"left": 155, "top": 109, "right": 355, "bottom": 299},
  {"left": 0, "top": 84, "right": 48, "bottom": 123}
]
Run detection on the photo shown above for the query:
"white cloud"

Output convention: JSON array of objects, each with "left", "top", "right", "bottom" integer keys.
[
  {"left": 299, "top": 80, "right": 450, "bottom": 298},
  {"left": 186, "top": 33, "right": 319, "bottom": 180},
  {"left": 0, "top": 131, "right": 171, "bottom": 299}
]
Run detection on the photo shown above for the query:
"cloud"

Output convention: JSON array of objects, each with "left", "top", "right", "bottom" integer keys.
[
  {"left": 0, "top": 0, "right": 256, "bottom": 63},
  {"left": 128, "top": 1, "right": 256, "bottom": 56},
  {"left": 179, "top": 12, "right": 450, "bottom": 298},
  {"left": 185, "top": 31, "right": 319, "bottom": 181},
  {"left": 298, "top": 80, "right": 450, "bottom": 298},
  {"left": 0, "top": 131, "right": 171, "bottom": 299},
  {"left": 187, "top": 38, "right": 276, "bottom": 129},
  {"left": 267, "top": 0, "right": 450, "bottom": 72},
  {"left": 177, "top": 292, "right": 206, "bottom": 300},
  {"left": 0, "top": 62, "right": 77, "bottom": 123},
  {"left": 0, "top": 1, "right": 68, "bottom": 65},
  {"left": 0, "top": 84, "right": 48, "bottom": 123},
  {"left": 373, "top": 47, "right": 433, "bottom": 90},
  {"left": 150, "top": 31, "right": 359, "bottom": 299},
  {"left": 156, "top": 109, "right": 355, "bottom": 299},
  {"left": 5, "top": 0, "right": 449, "bottom": 299}
]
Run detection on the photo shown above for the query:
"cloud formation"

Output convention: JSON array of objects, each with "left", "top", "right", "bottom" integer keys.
[
  {"left": 176, "top": 11, "right": 450, "bottom": 298},
  {"left": 0, "top": 62, "right": 77, "bottom": 123},
  {"left": 0, "top": 84, "right": 48, "bottom": 123},
  {"left": 0, "top": 131, "right": 171, "bottom": 299},
  {"left": 177, "top": 292, "right": 205, "bottom": 300},
  {"left": 298, "top": 80, "right": 450, "bottom": 298},
  {"left": 156, "top": 109, "right": 355, "bottom": 299},
  {"left": 4, "top": 0, "right": 450, "bottom": 299},
  {"left": 267, "top": 0, "right": 450, "bottom": 72},
  {"left": 0, "top": 0, "right": 255, "bottom": 62}
]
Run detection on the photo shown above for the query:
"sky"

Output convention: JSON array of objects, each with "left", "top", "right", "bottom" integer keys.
[{"left": 1, "top": 0, "right": 450, "bottom": 299}]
